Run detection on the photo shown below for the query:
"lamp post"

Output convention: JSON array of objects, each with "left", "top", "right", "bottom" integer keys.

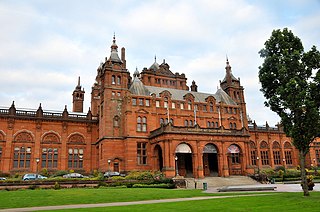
[
  {"left": 107, "top": 159, "right": 111, "bottom": 172},
  {"left": 256, "top": 156, "right": 260, "bottom": 175},
  {"left": 283, "top": 158, "right": 286, "bottom": 178},
  {"left": 175, "top": 155, "right": 179, "bottom": 176},
  {"left": 36, "top": 158, "right": 40, "bottom": 179}
]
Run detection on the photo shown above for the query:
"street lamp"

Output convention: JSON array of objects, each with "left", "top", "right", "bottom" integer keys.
[
  {"left": 175, "top": 155, "right": 179, "bottom": 176},
  {"left": 256, "top": 156, "right": 260, "bottom": 175},
  {"left": 36, "top": 158, "right": 40, "bottom": 179},
  {"left": 107, "top": 159, "right": 111, "bottom": 172},
  {"left": 283, "top": 158, "right": 286, "bottom": 177}
]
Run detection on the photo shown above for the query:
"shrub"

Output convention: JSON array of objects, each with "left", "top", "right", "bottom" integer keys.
[
  {"left": 41, "top": 168, "right": 49, "bottom": 177},
  {"left": 274, "top": 166, "right": 285, "bottom": 172},
  {"left": 54, "top": 182, "right": 61, "bottom": 190},
  {"left": 52, "top": 170, "right": 69, "bottom": 177},
  {"left": 132, "top": 183, "right": 175, "bottom": 189}
]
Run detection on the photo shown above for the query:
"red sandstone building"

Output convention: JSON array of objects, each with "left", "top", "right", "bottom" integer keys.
[{"left": 0, "top": 36, "right": 319, "bottom": 178}]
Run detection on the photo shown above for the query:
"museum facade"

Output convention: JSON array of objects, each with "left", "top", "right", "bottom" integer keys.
[{"left": 0, "top": 36, "right": 319, "bottom": 178}]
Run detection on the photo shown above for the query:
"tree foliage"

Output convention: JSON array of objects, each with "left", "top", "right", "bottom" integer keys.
[{"left": 258, "top": 28, "right": 320, "bottom": 196}]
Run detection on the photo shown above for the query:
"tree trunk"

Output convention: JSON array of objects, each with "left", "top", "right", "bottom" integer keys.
[{"left": 300, "top": 150, "right": 309, "bottom": 196}]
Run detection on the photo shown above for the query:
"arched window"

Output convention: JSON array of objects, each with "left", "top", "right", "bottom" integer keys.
[
  {"left": 284, "top": 142, "right": 293, "bottom": 165},
  {"left": 160, "top": 118, "right": 164, "bottom": 125},
  {"left": 272, "top": 141, "right": 281, "bottom": 165},
  {"left": 117, "top": 76, "right": 121, "bottom": 85},
  {"left": 184, "top": 120, "right": 188, "bottom": 126},
  {"left": 189, "top": 120, "right": 193, "bottom": 126},
  {"left": 216, "top": 122, "right": 219, "bottom": 128},
  {"left": 249, "top": 141, "right": 257, "bottom": 166},
  {"left": 170, "top": 118, "right": 174, "bottom": 125},
  {"left": 137, "top": 116, "right": 142, "bottom": 132},
  {"left": 230, "top": 122, "right": 233, "bottom": 129},
  {"left": 112, "top": 75, "right": 116, "bottom": 84},
  {"left": 233, "top": 123, "right": 237, "bottom": 129},
  {"left": 114, "top": 116, "right": 119, "bottom": 127},
  {"left": 207, "top": 121, "right": 210, "bottom": 128},
  {"left": 260, "top": 141, "right": 269, "bottom": 165},
  {"left": 228, "top": 144, "right": 241, "bottom": 164}
]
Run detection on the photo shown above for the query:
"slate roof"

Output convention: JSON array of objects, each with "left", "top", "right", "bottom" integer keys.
[{"left": 129, "top": 76, "right": 237, "bottom": 105}]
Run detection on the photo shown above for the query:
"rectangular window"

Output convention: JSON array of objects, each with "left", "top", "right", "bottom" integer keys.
[
  {"left": 250, "top": 150, "right": 257, "bottom": 166},
  {"left": 285, "top": 151, "right": 293, "bottom": 165},
  {"left": 231, "top": 153, "right": 240, "bottom": 164},
  {"left": 172, "top": 102, "right": 175, "bottom": 109},
  {"left": 139, "top": 98, "right": 144, "bottom": 106},
  {"left": 13, "top": 146, "right": 31, "bottom": 169},
  {"left": 68, "top": 148, "right": 84, "bottom": 169},
  {"left": 117, "top": 92, "right": 121, "bottom": 97},
  {"left": 137, "top": 142, "right": 147, "bottom": 165},
  {"left": 132, "top": 98, "right": 137, "bottom": 106},
  {"left": 164, "top": 101, "right": 168, "bottom": 108},
  {"left": 273, "top": 150, "right": 281, "bottom": 165},
  {"left": 112, "top": 91, "right": 115, "bottom": 96},
  {"left": 41, "top": 148, "right": 58, "bottom": 169},
  {"left": 260, "top": 150, "right": 269, "bottom": 165},
  {"left": 145, "top": 99, "right": 150, "bottom": 106},
  {"left": 316, "top": 150, "right": 320, "bottom": 164},
  {"left": 203, "top": 105, "right": 207, "bottom": 112},
  {"left": 180, "top": 103, "right": 184, "bottom": 110},
  {"left": 156, "top": 101, "right": 160, "bottom": 108}
]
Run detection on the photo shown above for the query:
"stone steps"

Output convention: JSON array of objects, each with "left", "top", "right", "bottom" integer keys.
[{"left": 185, "top": 176, "right": 260, "bottom": 189}]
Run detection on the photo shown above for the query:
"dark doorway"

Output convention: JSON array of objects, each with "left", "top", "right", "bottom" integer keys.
[
  {"left": 177, "top": 153, "right": 193, "bottom": 177},
  {"left": 154, "top": 145, "right": 163, "bottom": 171},
  {"left": 203, "top": 144, "right": 219, "bottom": 177},
  {"left": 203, "top": 153, "right": 218, "bottom": 176}
]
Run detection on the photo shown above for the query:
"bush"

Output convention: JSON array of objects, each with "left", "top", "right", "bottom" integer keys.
[
  {"left": 54, "top": 182, "right": 61, "bottom": 190},
  {"left": 52, "top": 170, "right": 69, "bottom": 177},
  {"left": 132, "top": 183, "right": 175, "bottom": 189},
  {"left": 274, "top": 166, "right": 285, "bottom": 172}
]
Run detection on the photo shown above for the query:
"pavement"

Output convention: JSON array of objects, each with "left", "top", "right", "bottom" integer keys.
[{"left": 0, "top": 183, "right": 319, "bottom": 212}]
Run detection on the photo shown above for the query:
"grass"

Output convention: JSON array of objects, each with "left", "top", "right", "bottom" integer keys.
[
  {"left": 0, "top": 188, "right": 319, "bottom": 211},
  {"left": 0, "top": 188, "right": 221, "bottom": 209},
  {"left": 47, "top": 192, "right": 320, "bottom": 212}
]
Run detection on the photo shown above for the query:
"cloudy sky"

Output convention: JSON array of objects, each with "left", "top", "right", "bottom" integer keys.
[{"left": 1, "top": 0, "right": 319, "bottom": 126}]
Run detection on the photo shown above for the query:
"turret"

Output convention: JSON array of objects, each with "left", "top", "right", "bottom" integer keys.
[{"left": 72, "top": 76, "right": 85, "bottom": 113}]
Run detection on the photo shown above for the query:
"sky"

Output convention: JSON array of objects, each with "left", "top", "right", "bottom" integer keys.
[{"left": 0, "top": 0, "right": 320, "bottom": 126}]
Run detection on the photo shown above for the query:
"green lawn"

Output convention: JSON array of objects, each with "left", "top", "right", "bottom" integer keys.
[
  {"left": 0, "top": 188, "right": 218, "bottom": 209},
  {"left": 49, "top": 192, "right": 320, "bottom": 212},
  {"left": 0, "top": 188, "right": 319, "bottom": 211}
]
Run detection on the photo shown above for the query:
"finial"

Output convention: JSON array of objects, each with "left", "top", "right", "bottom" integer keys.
[
  {"left": 155, "top": 55, "right": 157, "bottom": 62},
  {"left": 163, "top": 59, "right": 165, "bottom": 64},
  {"left": 226, "top": 54, "right": 228, "bottom": 62},
  {"left": 113, "top": 32, "right": 116, "bottom": 44},
  {"left": 78, "top": 76, "right": 80, "bottom": 86}
]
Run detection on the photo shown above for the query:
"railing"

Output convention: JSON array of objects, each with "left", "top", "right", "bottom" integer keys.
[{"left": 0, "top": 107, "right": 97, "bottom": 122}]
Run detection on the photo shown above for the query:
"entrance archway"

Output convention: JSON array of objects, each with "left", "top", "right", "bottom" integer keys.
[
  {"left": 154, "top": 145, "right": 163, "bottom": 171},
  {"left": 227, "top": 144, "right": 242, "bottom": 175},
  {"left": 175, "top": 143, "right": 193, "bottom": 177},
  {"left": 203, "top": 144, "right": 219, "bottom": 176}
]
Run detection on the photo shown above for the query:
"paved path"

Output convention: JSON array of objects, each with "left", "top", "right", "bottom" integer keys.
[
  {"left": 205, "top": 182, "right": 320, "bottom": 193},
  {"left": 0, "top": 183, "right": 318, "bottom": 211}
]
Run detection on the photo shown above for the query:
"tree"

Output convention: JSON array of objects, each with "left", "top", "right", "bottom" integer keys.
[{"left": 258, "top": 28, "right": 320, "bottom": 196}]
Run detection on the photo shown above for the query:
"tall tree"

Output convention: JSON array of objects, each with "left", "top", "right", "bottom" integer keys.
[{"left": 259, "top": 28, "right": 320, "bottom": 196}]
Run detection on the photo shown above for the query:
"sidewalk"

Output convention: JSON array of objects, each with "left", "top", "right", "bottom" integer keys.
[{"left": 205, "top": 182, "right": 320, "bottom": 193}]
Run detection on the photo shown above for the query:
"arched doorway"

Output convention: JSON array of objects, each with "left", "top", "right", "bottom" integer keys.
[
  {"left": 203, "top": 144, "right": 219, "bottom": 176},
  {"left": 154, "top": 145, "right": 163, "bottom": 171},
  {"left": 175, "top": 143, "right": 193, "bottom": 177},
  {"left": 227, "top": 144, "right": 242, "bottom": 175}
]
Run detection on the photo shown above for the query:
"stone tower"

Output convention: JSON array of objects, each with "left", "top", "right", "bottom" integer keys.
[{"left": 72, "top": 76, "right": 85, "bottom": 113}]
